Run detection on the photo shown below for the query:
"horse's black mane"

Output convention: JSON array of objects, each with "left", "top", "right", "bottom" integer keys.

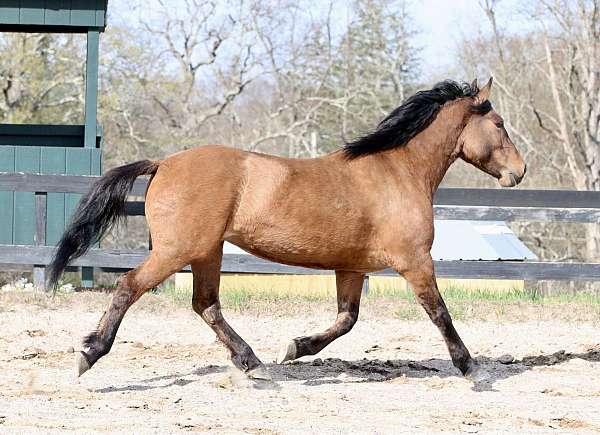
[{"left": 343, "top": 80, "right": 491, "bottom": 158}]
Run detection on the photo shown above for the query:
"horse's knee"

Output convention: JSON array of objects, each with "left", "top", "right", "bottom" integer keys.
[
  {"left": 191, "top": 299, "right": 205, "bottom": 316},
  {"left": 337, "top": 312, "right": 358, "bottom": 335},
  {"left": 195, "top": 301, "right": 223, "bottom": 326},
  {"left": 191, "top": 294, "right": 218, "bottom": 318}
]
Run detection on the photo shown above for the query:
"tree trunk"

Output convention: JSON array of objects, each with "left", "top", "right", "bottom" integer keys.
[
  {"left": 586, "top": 175, "right": 600, "bottom": 263},
  {"left": 586, "top": 225, "right": 600, "bottom": 262}
]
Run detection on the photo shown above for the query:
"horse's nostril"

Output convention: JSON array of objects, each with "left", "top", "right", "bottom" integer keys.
[{"left": 523, "top": 164, "right": 527, "bottom": 176}]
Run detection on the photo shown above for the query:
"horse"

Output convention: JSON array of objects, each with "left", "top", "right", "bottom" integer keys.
[{"left": 48, "top": 77, "right": 526, "bottom": 382}]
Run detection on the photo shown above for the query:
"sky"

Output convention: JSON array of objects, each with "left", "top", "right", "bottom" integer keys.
[
  {"left": 108, "top": 0, "right": 530, "bottom": 82},
  {"left": 411, "top": 0, "right": 529, "bottom": 80},
  {"left": 412, "top": 0, "right": 483, "bottom": 77}
]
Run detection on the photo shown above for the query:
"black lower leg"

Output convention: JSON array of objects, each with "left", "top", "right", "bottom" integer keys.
[
  {"left": 200, "top": 303, "right": 263, "bottom": 373},
  {"left": 430, "top": 304, "right": 473, "bottom": 374},
  {"left": 80, "top": 280, "right": 134, "bottom": 369},
  {"left": 404, "top": 259, "right": 479, "bottom": 376},
  {"left": 191, "top": 254, "right": 266, "bottom": 376},
  {"left": 292, "top": 311, "right": 358, "bottom": 358},
  {"left": 419, "top": 296, "right": 474, "bottom": 374},
  {"left": 279, "top": 271, "right": 363, "bottom": 363}
]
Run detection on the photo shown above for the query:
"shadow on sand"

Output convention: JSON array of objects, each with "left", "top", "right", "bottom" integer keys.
[
  {"left": 269, "top": 346, "right": 600, "bottom": 392},
  {"left": 94, "top": 364, "right": 226, "bottom": 393},
  {"left": 94, "top": 346, "right": 600, "bottom": 393}
]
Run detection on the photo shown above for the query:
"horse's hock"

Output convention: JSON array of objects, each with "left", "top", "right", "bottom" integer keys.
[{"left": 0, "top": 0, "right": 108, "bottom": 287}]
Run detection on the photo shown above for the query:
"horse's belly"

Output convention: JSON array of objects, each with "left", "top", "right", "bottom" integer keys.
[{"left": 224, "top": 227, "right": 384, "bottom": 272}]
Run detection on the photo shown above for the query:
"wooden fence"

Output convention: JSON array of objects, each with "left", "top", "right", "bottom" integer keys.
[{"left": 1, "top": 172, "right": 600, "bottom": 290}]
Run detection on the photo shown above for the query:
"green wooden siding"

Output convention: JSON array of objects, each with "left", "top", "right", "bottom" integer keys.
[
  {"left": 0, "top": 1, "right": 19, "bottom": 24},
  {"left": 0, "top": 146, "right": 101, "bottom": 246},
  {"left": 13, "top": 146, "right": 40, "bottom": 244},
  {"left": 0, "top": 146, "right": 15, "bottom": 244},
  {"left": 0, "top": 0, "right": 107, "bottom": 30},
  {"left": 19, "top": 0, "right": 44, "bottom": 25},
  {"left": 40, "top": 147, "right": 66, "bottom": 246},
  {"left": 70, "top": 0, "right": 97, "bottom": 27},
  {"left": 85, "top": 30, "right": 99, "bottom": 148},
  {"left": 0, "top": 124, "right": 100, "bottom": 146},
  {"left": 94, "top": 0, "right": 104, "bottom": 27},
  {"left": 44, "top": 0, "right": 71, "bottom": 26},
  {"left": 65, "top": 148, "right": 88, "bottom": 219}
]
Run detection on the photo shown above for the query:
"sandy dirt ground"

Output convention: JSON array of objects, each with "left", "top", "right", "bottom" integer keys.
[{"left": 1, "top": 291, "right": 599, "bottom": 434}]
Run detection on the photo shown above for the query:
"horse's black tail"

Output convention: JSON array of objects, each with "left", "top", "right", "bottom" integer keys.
[{"left": 47, "top": 160, "right": 159, "bottom": 289}]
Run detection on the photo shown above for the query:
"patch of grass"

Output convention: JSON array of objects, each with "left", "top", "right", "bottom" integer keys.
[
  {"left": 439, "top": 285, "right": 535, "bottom": 303},
  {"left": 157, "top": 283, "right": 600, "bottom": 305},
  {"left": 158, "top": 285, "right": 192, "bottom": 306},
  {"left": 542, "top": 291, "right": 600, "bottom": 306},
  {"left": 220, "top": 286, "right": 329, "bottom": 311},
  {"left": 153, "top": 282, "right": 600, "bottom": 321},
  {"left": 395, "top": 302, "right": 421, "bottom": 320},
  {"left": 357, "top": 283, "right": 546, "bottom": 304},
  {"left": 367, "top": 283, "right": 413, "bottom": 300},
  {"left": 158, "top": 284, "right": 329, "bottom": 311}
]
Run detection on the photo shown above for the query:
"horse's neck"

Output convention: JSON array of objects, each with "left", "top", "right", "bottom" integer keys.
[{"left": 391, "top": 102, "right": 469, "bottom": 197}]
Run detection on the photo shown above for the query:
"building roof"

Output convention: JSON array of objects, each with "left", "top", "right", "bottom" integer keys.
[
  {"left": 223, "top": 220, "right": 537, "bottom": 262},
  {"left": 431, "top": 220, "right": 537, "bottom": 261}
]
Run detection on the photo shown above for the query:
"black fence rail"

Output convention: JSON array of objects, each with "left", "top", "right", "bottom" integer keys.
[{"left": 1, "top": 172, "right": 600, "bottom": 290}]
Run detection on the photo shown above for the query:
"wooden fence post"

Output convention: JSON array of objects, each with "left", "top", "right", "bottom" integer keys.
[
  {"left": 33, "top": 191, "right": 47, "bottom": 291},
  {"left": 81, "top": 266, "right": 94, "bottom": 289},
  {"left": 362, "top": 275, "right": 370, "bottom": 295},
  {"left": 79, "top": 28, "right": 101, "bottom": 290}
]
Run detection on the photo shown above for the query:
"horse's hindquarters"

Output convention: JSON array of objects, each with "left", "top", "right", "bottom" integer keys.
[{"left": 144, "top": 145, "right": 246, "bottom": 262}]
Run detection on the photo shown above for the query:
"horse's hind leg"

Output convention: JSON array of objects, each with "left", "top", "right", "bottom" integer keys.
[
  {"left": 277, "top": 271, "right": 364, "bottom": 363},
  {"left": 191, "top": 246, "right": 270, "bottom": 380},
  {"left": 76, "top": 252, "right": 185, "bottom": 377}
]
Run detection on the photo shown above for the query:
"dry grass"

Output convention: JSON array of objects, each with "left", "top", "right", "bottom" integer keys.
[
  {"left": 163, "top": 282, "right": 600, "bottom": 322},
  {"left": 2, "top": 281, "right": 600, "bottom": 323},
  {"left": 176, "top": 273, "right": 527, "bottom": 296}
]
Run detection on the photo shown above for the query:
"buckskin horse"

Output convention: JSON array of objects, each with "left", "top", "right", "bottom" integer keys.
[{"left": 48, "top": 78, "right": 526, "bottom": 382}]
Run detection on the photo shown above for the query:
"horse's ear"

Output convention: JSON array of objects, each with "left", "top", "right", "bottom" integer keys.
[
  {"left": 471, "top": 78, "right": 478, "bottom": 91},
  {"left": 475, "top": 77, "right": 493, "bottom": 103}
]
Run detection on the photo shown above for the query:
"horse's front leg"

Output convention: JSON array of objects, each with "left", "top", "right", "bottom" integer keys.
[
  {"left": 401, "top": 254, "right": 487, "bottom": 381},
  {"left": 277, "top": 271, "right": 364, "bottom": 363}
]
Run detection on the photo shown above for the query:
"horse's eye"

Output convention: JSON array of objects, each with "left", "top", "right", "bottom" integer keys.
[{"left": 495, "top": 122, "right": 504, "bottom": 128}]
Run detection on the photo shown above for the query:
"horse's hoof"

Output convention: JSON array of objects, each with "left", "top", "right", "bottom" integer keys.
[
  {"left": 464, "top": 364, "right": 489, "bottom": 382},
  {"left": 76, "top": 352, "right": 91, "bottom": 378},
  {"left": 276, "top": 340, "right": 297, "bottom": 364},
  {"left": 247, "top": 364, "right": 272, "bottom": 381}
]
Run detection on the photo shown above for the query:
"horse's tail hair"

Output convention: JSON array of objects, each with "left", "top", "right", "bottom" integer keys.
[{"left": 47, "top": 160, "right": 159, "bottom": 290}]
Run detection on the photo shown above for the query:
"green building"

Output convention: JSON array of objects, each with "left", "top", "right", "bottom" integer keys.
[{"left": 0, "top": 1, "right": 108, "bottom": 286}]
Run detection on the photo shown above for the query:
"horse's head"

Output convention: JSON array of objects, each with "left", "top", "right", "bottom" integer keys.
[{"left": 458, "top": 78, "right": 526, "bottom": 187}]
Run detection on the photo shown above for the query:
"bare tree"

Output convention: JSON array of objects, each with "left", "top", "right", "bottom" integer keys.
[
  {"left": 231, "top": 0, "right": 417, "bottom": 158},
  {"left": 145, "top": 1, "right": 257, "bottom": 128},
  {"left": 454, "top": 0, "right": 600, "bottom": 263},
  {"left": 529, "top": 0, "right": 600, "bottom": 261},
  {"left": 98, "top": 0, "right": 263, "bottom": 166},
  {"left": 445, "top": 1, "right": 597, "bottom": 264},
  {"left": 0, "top": 33, "right": 84, "bottom": 124}
]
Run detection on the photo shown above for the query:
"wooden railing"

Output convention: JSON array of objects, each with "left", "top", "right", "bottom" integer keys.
[{"left": 1, "top": 172, "right": 600, "bottom": 290}]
